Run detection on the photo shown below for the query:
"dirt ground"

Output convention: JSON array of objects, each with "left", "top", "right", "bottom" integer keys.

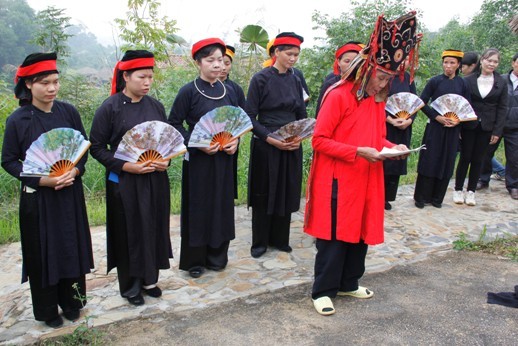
[{"left": 91, "top": 251, "right": 517, "bottom": 345}]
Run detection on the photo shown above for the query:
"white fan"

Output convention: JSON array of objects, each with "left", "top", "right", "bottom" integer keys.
[
  {"left": 430, "top": 94, "right": 477, "bottom": 123},
  {"left": 188, "top": 106, "right": 253, "bottom": 149},
  {"left": 21, "top": 128, "right": 90, "bottom": 177},
  {"left": 269, "top": 118, "right": 316, "bottom": 142},
  {"left": 385, "top": 92, "right": 424, "bottom": 119},
  {"left": 114, "top": 121, "right": 186, "bottom": 163}
]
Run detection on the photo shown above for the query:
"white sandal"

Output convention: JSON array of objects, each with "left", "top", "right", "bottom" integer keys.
[
  {"left": 312, "top": 296, "right": 335, "bottom": 315},
  {"left": 337, "top": 286, "right": 374, "bottom": 299}
]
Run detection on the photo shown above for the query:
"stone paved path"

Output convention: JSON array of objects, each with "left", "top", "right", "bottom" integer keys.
[{"left": 0, "top": 181, "right": 516, "bottom": 345}]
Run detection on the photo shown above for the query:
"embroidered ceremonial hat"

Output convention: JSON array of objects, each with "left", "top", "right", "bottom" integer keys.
[
  {"left": 14, "top": 52, "right": 58, "bottom": 104},
  {"left": 225, "top": 45, "right": 235, "bottom": 61},
  {"left": 111, "top": 50, "right": 155, "bottom": 95},
  {"left": 345, "top": 11, "right": 420, "bottom": 100},
  {"left": 333, "top": 42, "right": 364, "bottom": 75},
  {"left": 191, "top": 38, "right": 226, "bottom": 59}
]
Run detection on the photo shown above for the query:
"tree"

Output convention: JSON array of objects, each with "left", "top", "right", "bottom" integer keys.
[
  {"left": 114, "top": 0, "right": 179, "bottom": 63},
  {"left": 30, "top": 6, "right": 72, "bottom": 61},
  {"left": 303, "top": 0, "right": 418, "bottom": 106},
  {"left": 0, "top": 0, "right": 38, "bottom": 68},
  {"left": 468, "top": 0, "right": 518, "bottom": 63}
]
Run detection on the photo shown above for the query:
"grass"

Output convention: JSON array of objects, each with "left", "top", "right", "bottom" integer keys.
[{"left": 453, "top": 227, "right": 518, "bottom": 261}]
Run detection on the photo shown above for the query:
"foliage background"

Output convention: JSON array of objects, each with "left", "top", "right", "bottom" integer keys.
[{"left": 0, "top": 0, "right": 516, "bottom": 243}]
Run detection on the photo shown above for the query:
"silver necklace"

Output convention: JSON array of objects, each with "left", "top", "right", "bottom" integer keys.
[{"left": 193, "top": 78, "right": 226, "bottom": 100}]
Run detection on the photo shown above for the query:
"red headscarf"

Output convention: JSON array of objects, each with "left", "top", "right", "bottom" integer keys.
[
  {"left": 111, "top": 51, "right": 155, "bottom": 95},
  {"left": 191, "top": 38, "right": 226, "bottom": 59},
  {"left": 333, "top": 43, "right": 363, "bottom": 75}
]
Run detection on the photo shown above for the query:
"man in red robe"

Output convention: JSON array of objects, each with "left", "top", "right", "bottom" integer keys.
[{"left": 304, "top": 11, "right": 420, "bottom": 315}]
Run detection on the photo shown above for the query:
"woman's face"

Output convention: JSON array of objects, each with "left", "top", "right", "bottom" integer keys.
[
  {"left": 338, "top": 52, "right": 358, "bottom": 76},
  {"left": 220, "top": 55, "right": 232, "bottom": 80},
  {"left": 274, "top": 46, "right": 300, "bottom": 72},
  {"left": 198, "top": 49, "right": 224, "bottom": 82},
  {"left": 461, "top": 63, "right": 477, "bottom": 76},
  {"left": 26, "top": 73, "right": 60, "bottom": 109},
  {"left": 365, "top": 70, "right": 393, "bottom": 96},
  {"left": 123, "top": 69, "right": 153, "bottom": 100},
  {"left": 442, "top": 57, "right": 460, "bottom": 78},
  {"left": 480, "top": 54, "right": 499, "bottom": 75},
  {"left": 442, "top": 56, "right": 460, "bottom": 78}
]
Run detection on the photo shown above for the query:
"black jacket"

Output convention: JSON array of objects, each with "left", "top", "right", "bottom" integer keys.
[
  {"left": 463, "top": 72, "right": 508, "bottom": 136},
  {"left": 503, "top": 71, "right": 518, "bottom": 130}
]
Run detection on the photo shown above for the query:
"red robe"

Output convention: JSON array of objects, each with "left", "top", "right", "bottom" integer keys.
[{"left": 304, "top": 82, "right": 394, "bottom": 245}]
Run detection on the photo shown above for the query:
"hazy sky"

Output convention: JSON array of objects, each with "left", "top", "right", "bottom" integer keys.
[{"left": 26, "top": 0, "right": 485, "bottom": 47}]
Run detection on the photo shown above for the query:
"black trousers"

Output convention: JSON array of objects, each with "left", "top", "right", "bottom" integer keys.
[
  {"left": 312, "top": 180, "right": 368, "bottom": 299},
  {"left": 414, "top": 174, "right": 451, "bottom": 205},
  {"left": 179, "top": 234, "right": 230, "bottom": 271},
  {"left": 504, "top": 129, "right": 518, "bottom": 190},
  {"left": 108, "top": 182, "right": 158, "bottom": 298},
  {"left": 479, "top": 137, "right": 502, "bottom": 183},
  {"left": 384, "top": 174, "right": 400, "bottom": 202},
  {"left": 21, "top": 191, "right": 86, "bottom": 321},
  {"left": 455, "top": 124, "right": 492, "bottom": 192},
  {"left": 251, "top": 205, "right": 291, "bottom": 251}
]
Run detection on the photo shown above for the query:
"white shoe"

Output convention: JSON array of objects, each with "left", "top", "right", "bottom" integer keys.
[
  {"left": 453, "top": 190, "right": 464, "bottom": 204},
  {"left": 465, "top": 191, "right": 476, "bottom": 206},
  {"left": 490, "top": 173, "right": 504, "bottom": 181}
]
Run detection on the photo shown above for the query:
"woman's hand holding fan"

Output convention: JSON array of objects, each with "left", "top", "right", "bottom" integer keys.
[
  {"left": 267, "top": 118, "right": 316, "bottom": 151},
  {"left": 188, "top": 106, "right": 253, "bottom": 155},
  {"left": 21, "top": 127, "right": 91, "bottom": 179},
  {"left": 385, "top": 92, "right": 424, "bottom": 120},
  {"left": 430, "top": 94, "right": 477, "bottom": 126},
  {"left": 114, "top": 120, "right": 186, "bottom": 173}
]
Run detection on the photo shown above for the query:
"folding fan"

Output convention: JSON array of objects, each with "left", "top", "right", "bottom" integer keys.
[
  {"left": 114, "top": 121, "right": 186, "bottom": 163},
  {"left": 385, "top": 92, "right": 425, "bottom": 119},
  {"left": 430, "top": 94, "right": 477, "bottom": 123},
  {"left": 188, "top": 106, "right": 253, "bottom": 149},
  {"left": 268, "top": 118, "right": 316, "bottom": 142},
  {"left": 21, "top": 128, "right": 91, "bottom": 177}
]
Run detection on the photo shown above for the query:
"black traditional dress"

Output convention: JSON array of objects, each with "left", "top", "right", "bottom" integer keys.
[
  {"left": 89, "top": 93, "right": 172, "bottom": 296},
  {"left": 1, "top": 101, "right": 94, "bottom": 321},
  {"left": 245, "top": 66, "right": 307, "bottom": 252},
  {"left": 168, "top": 78, "right": 239, "bottom": 271},
  {"left": 414, "top": 74, "right": 471, "bottom": 206},
  {"left": 315, "top": 72, "right": 340, "bottom": 118},
  {"left": 384, "top": 72, "right": 417, "bottom": 202},
  {"left": 223, "top": 76, "right": 246, "bottom": 198}
]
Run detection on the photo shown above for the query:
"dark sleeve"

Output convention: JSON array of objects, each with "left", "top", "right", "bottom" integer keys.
[
  {"left": 420, "top": 77, "right": 440, "bottom": 120},
  {"left": 1, "top": 115, "right": 41, "bottom": 188},
  {"left": 168, "top": 85, "right": 192, "bottom": 145},
  {"left": 409, "top": 79, "right": 417, "bottom": 95},
  {"left": 67, "top": 104, "right": 89, "bottom": 176},
  {"left": 296, "top": 68, "right": 310, "bottom": 101},
  {"left": 409, "top": 80, "right": 419, "bottom": 121},
  {"left": 462, "top": 77, "right": 472, "bottom": 103},
  {"left": 245, "top": 73, "right": 271, "bottom": 141},
  {"left": 493, "top": 76, "right": 509, "bottom": 137},
  {"left": 235, "top": 84, "right": 246, "bottom": 109},
  {"left": 89, "top": 99, "right": 126, "bottom": 174}
]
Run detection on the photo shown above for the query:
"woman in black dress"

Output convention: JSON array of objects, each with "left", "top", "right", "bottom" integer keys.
[
  {"left": 245, "top": 32, "right": 308, "bottom": 258},
  {"left": 384, "top": 57, "right": 418, "bottom": 210},
  {"left": 1, "top": 52, "right": 94, "bottom": 328},
  {"left": 169, "top": 38, "right": 240, "bottom": 278},
  {"left": 315, "top": 41, "right": 363, "bottom": 118},
  {"left": 90, "top": 50, "right": 173, "bottom": 306},
  {"left": 414, "top": 50, "right": 471, "bottom": 208}
]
